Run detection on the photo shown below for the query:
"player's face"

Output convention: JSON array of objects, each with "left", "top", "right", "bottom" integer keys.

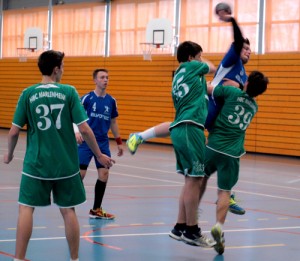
[
  {"left": 241, "top": 43, "right": 251, "bottom": 64},
  {"left": 94, "top": 71, "right": 109, "bottom": 90}
]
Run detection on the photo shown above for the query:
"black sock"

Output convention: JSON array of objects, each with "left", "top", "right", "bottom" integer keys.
[
  {"left": 93, "top": 179, "right": 107, "bottom": 210},
  {"left": 185, "top": 225, "right": 200, "bottom": 235},
  {"left": 174, "top": 223, "right": 186, "bottom": 231}
]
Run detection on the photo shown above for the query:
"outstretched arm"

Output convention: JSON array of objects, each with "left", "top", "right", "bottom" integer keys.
[
  {"left": 217, "top": 11, "right": 244, "bottom": 55},
  {"left": 230, "top": 17, "right": 244, "bottom": 55}
]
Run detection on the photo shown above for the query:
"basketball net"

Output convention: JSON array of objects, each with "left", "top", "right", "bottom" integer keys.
[
  {"left": 16, "top": 48, "right": 36, "bottom": 62},
  {"left": 140, "top": 43, "right": 154, "bottom": 61}
]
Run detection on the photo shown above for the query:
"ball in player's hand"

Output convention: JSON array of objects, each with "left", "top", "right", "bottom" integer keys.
[{"left": 215, "top": 2, "right": 232, "bottom": 15}]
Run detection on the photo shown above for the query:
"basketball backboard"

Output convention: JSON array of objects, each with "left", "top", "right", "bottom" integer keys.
[
  {"left": 145, "top": 18, "right": 173, "bottom": 48},
  {"left": 24, "top": 27, "right": 43, "bottom": 51}
]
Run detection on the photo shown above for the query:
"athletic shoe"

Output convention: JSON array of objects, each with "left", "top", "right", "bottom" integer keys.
[
  {"left": 181, "top": 229, "right": 216, "bottom": 247},
  {"left": 89, "top": 208, "right": 115, "bottom": 220},
  {"left": 169, "top": 227, "right": 183, "bottom": 241},
  {"left": 228, "top": 194, "right": 246, "bottom": 215},
  {"left": 211, "top": 225, "right": 225, "bottom": 255},
  {"left": 126, "top": 133, "right": 144, "bottom": 155}
]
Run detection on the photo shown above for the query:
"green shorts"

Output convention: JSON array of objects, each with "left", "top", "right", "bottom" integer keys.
[
  {"left": 170, "top": 123, "right": 206, "bottom": 177},
  {"left": 205, "top": 147, "right": 240, "bottom": 191},
  {"left": 18, "top": 174, "right": 86, "bottom": 207}
]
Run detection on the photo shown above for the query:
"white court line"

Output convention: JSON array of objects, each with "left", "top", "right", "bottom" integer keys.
[
  {"left": 2, "top": 170, "right": 300, "bottom": 202},
  {"left": 287, "top": 178, "right": 300, "bottom": 184},
  {"left": 106, "top": 171, "right": 300, "bottom": 202},
  {"left": 0, "top": 225, "right": 299, "bottom": 243},
  {"left": 2, "top": 154, "right": 300, "bottom": 191}
]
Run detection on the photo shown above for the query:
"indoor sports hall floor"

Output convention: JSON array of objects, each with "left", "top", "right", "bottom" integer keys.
[{"left": 0, "top": 128, "right": 299, "bottom": 261}]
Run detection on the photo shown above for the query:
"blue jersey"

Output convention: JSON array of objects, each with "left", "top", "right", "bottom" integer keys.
[
  {"left": 211, "top": 43, "right": 248, "bottom": 87},
  {"left": 81, "top": 91, "right": 118, "bottom": 141}
]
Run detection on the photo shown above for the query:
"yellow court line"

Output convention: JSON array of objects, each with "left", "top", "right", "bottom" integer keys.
[
  {"left": 204, "top": 243, "right": 286, "bottom": 251},
  {"left": 226, "top": 244, "right": 285, "bottom": 250}
]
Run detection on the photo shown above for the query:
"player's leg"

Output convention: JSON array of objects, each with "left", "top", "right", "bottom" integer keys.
[
  {"left": 60, "top": 207, "right": 80, "bottom": 260},
  {"left": 170, "top": 124, "right": 215, "bottom": 247},
  {"left": 89, "top": 167, "right": 115, "bottom": 219},
  {"left": 169, "top": 185, "right": 186, "bottom": 240},
  {"left": 55, "top": 174, "right": 86, "bottom": 260},
  {"left": 90, "top": 142, "right": 115, "bottom": 219},
  {"left": 78, "top": 143, "right": 93, "bottom": 180},
  {"left": 15, "top": 205, "right": 34, "bottom": 260},
  {"left": 211, "top": 189, "right": 228, "bottom": 255},
  {"left": 126, "top": 121, "right": 171, "bottom": 155},
  {"left": 15, "top": 174, "right": 52, "bottom": 260},
  {"left": 211, "top": 154, "right": 239, "bottom": 255}
]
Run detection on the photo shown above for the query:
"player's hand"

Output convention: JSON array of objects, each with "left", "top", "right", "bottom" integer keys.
[
  {"left": 117, "top": 145, "right": 124, "bottom": 157},
  {"left": 75, "top": 132, "right": 84, "bottom": 144},
  {"left": 97, "top": 154, "right": 116, "bottom": 169},
  {"left": 3, "top": 154, "right": 13, "bottom": 164}
]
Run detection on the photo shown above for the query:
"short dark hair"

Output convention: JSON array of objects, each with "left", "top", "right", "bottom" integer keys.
[
  {"left": 176, "top": 41, "right": 203, "bottom": 63},
  {"left": 38, "top": 50, "right": 64, "bottom": 76},
  {"left": 244, "top": 38, "right": 250, "bottom": 45},
  {"left": 246, "top": 71, "right": 269, "bottom": 97},
  {"left": 93, "top": 68, "right": 108, "bottom": 79}
]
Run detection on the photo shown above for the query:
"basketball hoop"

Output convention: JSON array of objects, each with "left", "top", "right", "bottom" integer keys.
[
  {"left": 140, "top": 43, "right": 153, "bottom": 61},
  {"left": 16, "top": 48, "right": 35, "bottom": 62}
]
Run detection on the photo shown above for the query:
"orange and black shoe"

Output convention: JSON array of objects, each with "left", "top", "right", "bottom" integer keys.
[{"left": 89, "top": 207, "right": 115, "bottom": 220}]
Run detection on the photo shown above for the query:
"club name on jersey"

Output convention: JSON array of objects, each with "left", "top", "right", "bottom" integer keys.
[
  {"left": 29, "top": 91, "right": 66, "bottom": 103},
  {"left": 237, "top": 97, "right": 256, "bottom": 113},
  {"left": 90, "top": 112, "right": 109, "bottom": 120}
]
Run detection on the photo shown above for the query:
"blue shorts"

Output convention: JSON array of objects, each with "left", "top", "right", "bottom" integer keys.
[
  {"left": 78, "top": 140, "right": 111, "bottom": 169},
  {"left": 205, "top": 96, "right": 224, "bottom": 131}
]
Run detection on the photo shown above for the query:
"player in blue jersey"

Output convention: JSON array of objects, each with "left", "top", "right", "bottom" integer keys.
[
  {"left": 4, "top": 50, "right": 114, "bottom": 261},
  {"left": 205, "top": 8, "right": 251, "bottom": 130},
  {"left": 74, "top": 69, "right": 123, "bottom": 219},
  {"left": 127, "top": 11, "right": 250, "bottom": 215}
]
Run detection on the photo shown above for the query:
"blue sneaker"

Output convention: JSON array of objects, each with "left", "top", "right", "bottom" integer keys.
[
  {"left": 126, "top": 133, "right": 143, "bottom": 155},
  {"left": 169, "top": 227, "right": 183, "bottom": 241},
  {"left": 211, "top": 225, "right": 225, "bottom": 255},
  {"left": 228, "top": 194, "right": 246, "bottom": 215}
]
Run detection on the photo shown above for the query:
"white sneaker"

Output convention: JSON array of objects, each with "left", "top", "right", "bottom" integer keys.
[{"left": 181, "top": 231, "right": 216, "bottom": 248}]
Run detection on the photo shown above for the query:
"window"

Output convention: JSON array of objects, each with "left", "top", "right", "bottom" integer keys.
[
  {"left": 52, "top": 2, "right": 106, "bottom": 56},
  {"left": 265, "top": 0, "right": 300, "bottom": 52},
  {"left": 180, "top": 0, "right": 259, "bottom": 53},
  {"left": 2, "top": 7, "right": 48, "bottom": 57},
  {"left": 110, "top": 0, "right": 174, "bottom": 55}
]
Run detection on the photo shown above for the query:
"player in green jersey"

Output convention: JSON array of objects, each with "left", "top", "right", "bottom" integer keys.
[
  {"left": 3, "top": 50, "right": 114, "bottom": 261},
  {"left": 168, "top": 41, "right": 217, "bottom": 247},
  {"left": 203, "top": 71, "right": 269, "bottom": 255}
]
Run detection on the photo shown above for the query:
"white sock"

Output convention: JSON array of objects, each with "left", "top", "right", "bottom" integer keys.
[
  {"left": 14, "top": 259, "right": 24, "bottom": 261},
  {"left": 139, "top": 127, "right": 156, "bottom": 141},
  {"left": 71, "top": 259, "right": 79, "bottom": 261},
  {"left": 215, "top": 222, "right": 223, "bottom": 230}
]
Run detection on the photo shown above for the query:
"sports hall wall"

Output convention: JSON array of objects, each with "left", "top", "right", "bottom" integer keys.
[{"left": 0, "top": 53, "right": 299, "bottom": 157}]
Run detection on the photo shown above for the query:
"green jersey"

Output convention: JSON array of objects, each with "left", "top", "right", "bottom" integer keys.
[
  {"left": 13, "top": 83, "right": 88, "bottom": 180},
  {"left": 170, "top": 60, "right": 209, "bottom": 130},
  {"left": 207, "top": 86, "right": 258, "bottom": 157}
]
